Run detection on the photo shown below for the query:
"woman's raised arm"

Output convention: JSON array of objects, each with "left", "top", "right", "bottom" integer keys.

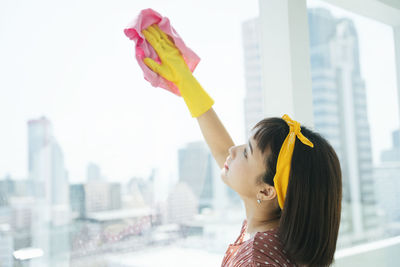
[
  {"left": 141, "top": 24, "right": 234, "bottom": 168},
  {"left": 196, "top": 107, "right": 235, "bottom": 169}
]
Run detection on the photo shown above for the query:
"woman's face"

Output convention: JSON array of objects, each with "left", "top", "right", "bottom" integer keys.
[{"left": 221, "top": 135, "right": 267, "bottom": 198}]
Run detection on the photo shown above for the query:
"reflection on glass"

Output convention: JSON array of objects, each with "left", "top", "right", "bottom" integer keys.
[{"left": 307, "top": 5, "right": 400, "bottom": 251}]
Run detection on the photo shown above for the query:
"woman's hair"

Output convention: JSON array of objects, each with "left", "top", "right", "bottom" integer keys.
[{"left": 251, "top": 117, "right": 342, "bottom": 267}]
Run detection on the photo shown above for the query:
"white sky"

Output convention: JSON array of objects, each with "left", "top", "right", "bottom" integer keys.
[{"left": 0, "top": 0, "right": 398, "bottom": 185}]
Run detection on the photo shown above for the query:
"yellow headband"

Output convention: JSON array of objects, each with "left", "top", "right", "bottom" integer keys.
[{"left": 273, "top": 114, "right": 314, "bottom": 210}]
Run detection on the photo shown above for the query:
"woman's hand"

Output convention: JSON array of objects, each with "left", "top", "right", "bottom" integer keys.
[
  {"left": 141, "top": 24, "right": 214, "bottom": 118},
  {"left": 142, "top": 24, "right": 192, "bottom": 86}
]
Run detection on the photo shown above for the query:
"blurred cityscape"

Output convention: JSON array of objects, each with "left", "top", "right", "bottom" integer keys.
[
  {"left": 1, "top": 6, "right": 400, "bottom": 267},
  {"left": 1, "top": 113, "right": 241, "bottom": 266}
]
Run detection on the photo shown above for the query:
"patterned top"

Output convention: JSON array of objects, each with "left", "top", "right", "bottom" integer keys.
[{"left": 221, "top": 219, "right": 298, "bottom": 267}]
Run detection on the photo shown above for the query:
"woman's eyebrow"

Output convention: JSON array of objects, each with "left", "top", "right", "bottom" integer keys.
[{"left": 248, "top": 140, "right": 253, "bottom": 155}]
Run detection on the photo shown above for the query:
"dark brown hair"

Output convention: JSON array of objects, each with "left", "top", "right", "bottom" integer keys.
[{"left": 251, "top": 117, "right": 342, "bottom": 267}]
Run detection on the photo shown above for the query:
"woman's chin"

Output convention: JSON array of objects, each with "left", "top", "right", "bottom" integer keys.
[
  {"left": 220, "top": 168, "right": 229, "bottom": 184},
  {"left": 221, "top": 166, "right": 228, "bottom": 174}
]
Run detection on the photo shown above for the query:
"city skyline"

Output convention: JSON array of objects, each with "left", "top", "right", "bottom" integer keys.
[{"left": 1, "top": 0, "right": 398, "bottom": 185}]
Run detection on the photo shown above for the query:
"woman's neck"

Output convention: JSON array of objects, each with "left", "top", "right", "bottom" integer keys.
[
  {"left": 243, "top": 200, "right": 280, "bottom": 239},
  {"left": 244, "top": 217, "right": 280, "bottom": 240}
]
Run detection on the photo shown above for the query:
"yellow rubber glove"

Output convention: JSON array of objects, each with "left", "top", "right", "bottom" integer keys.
[{"left": 142, "top": 24, "right": 214, "bottom": 118}]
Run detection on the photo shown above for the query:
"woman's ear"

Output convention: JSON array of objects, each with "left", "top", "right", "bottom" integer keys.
[
  {"left": 266, "top": 185, "right": 277, "bottom": 200},
  {"left": 258, "top": 185, "right": 277, "bottom": 201}
]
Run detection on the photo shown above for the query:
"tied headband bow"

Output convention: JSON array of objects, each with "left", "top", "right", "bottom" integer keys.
[{"left": 273, "top": 114, "right": 314, "bottom": 210}]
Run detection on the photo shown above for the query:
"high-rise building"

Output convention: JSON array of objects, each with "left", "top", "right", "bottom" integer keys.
[
  {"left": 0, "top": 175, "right": 14, "bottom": 206},
  {"left": 84, "top": 182, "right": 122, "bottom": 213},
  {"left": 28, "top": 117, "right": 69, "bottom": 207},
  {"left": 127, "top": 177, "right": 148, "bottom": 208},
  {"left": 0, "top": 224, "right": 13, "bottom": 267},
  {"left": 394, "top": 130, "right": 400, "bottom": 149},
  {"left": 178, "top": 141, "right": 215, "bottom": 212},
  {"left": 308, "top": 8, "right": 377, "bottom": 245},
  {"left": 27, "top": 116, "right": 70, "bottom": 266},
  {"left": 87, "top": 162, "right": 102, "bottom": 181},
  {"left": 28, "top": 116, "right": 53, "bottom": 174},
  {"left": 70, "top": 182, "right": 122, "bottom": 218},
  {"left": 381, "top": 129, "right": 400, "bottom": 162},
  {"left": 70, "top": 184, "right": 86, "bottom": 218},
  {"left": 241, "top": 8, "right": 378, "bottom": 247},
  {"left": 109, "top": 183, "right": 122, "bottom": 210},
  {"left": 166, "top": 182, "right": 198, "bottom": 224},
  {"left": 9, "top": 197, "right": 34, "bottom": 249},
  {"left": 373, "top": 129, "right": 400, "bottom": 237},
  {"left": 373, "top": 162, "right": 400, "bottom": 235},
  {"left": 0, "top": 176, "right": 34, "bottom": 250},
  {"left": 242, "top": 18, "right": 264, "bottom": 140}
]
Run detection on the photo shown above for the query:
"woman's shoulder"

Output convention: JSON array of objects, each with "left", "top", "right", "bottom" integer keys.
[
  {"left": 254, "top": 228, "right": 280, "bottom": 242},
  {"left": 223, "top": 229, "right": 297, "bottom": 267},
  {"left": 249, "top": 230, "right": 297, "bottom": 266},
  {"left": 251, "top": 229, "right": 283, "bottom": 254}
]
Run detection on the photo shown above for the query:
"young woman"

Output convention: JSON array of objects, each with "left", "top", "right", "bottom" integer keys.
[{"left": 140, "top": 24, "right": 342, "bottom": 267}]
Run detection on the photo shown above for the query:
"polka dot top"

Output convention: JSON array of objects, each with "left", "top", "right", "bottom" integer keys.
[{"left": 221, "top": 219, "right": 298, "bottom": 267}]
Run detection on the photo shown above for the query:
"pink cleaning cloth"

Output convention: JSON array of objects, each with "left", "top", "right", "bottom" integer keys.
[{"left": 124, "top": 8, "right": 200, "bottom": 97}]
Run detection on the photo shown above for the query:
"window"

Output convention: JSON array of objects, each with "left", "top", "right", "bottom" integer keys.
[
  {"left": 0, "top": 0, "right": 259, "bottom": 266},
  {"left": 308, "top": 0, "right": 400, "bottom": 264},
  {"left": 1, "top": 0, "right": 399, "bottom": 266}
]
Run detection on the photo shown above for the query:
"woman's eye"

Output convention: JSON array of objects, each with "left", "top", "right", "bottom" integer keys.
[{"left": 243, "top": 148, "right": 247, "bottom": 158}]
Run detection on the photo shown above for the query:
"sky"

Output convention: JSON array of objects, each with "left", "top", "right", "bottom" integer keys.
[
  {"left": 0, "top": 0, "right": 398, "bottom": 186},
  {"left": 0, "top": 0, "right": 259, "bottom": 185}
]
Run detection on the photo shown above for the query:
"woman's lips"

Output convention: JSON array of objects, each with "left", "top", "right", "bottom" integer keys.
[
  {"left": 224, "top": 156, "right": 231, "bottom": 170},
  {"left": 224, "top": 162, "right": 229, "bottom": 170}
]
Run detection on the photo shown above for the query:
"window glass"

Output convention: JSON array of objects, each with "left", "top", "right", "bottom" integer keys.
[
  {"left": 307, "top": 0, "right": 400, "bottom": 250},
  {"left": 0, "top": 0, "right": 258, "bottom": 266}
]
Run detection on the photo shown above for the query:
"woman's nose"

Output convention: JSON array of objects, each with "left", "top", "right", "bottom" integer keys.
[{"left": 229, "top": 146, "right": 236, "bottom": 158}]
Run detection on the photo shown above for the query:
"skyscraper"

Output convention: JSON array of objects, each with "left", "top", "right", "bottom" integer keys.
[
  {"left": 381, "top": 129, "right": 400, "bottom": 162},
  {"left": 0, "top": 224, "right": 13, "bottom": 267},
  {"left": 374, "top": 129, "right": 400, "bottom": 237},
  {"left": 84, "top": 182, "right": 122, "bottom": 212},
  {"left": 28, "top": 117, "right": 69, "bottom": 207},
  {"left": 70, "top": 184, "right": 86, "bottom": 218},
  {"left": 28, "top": 116, "right": 53, "bottom": 174},
  {"left": 178, "top": 141, "right": 215, "bottom": 212},
  {"left": 242, "top": 18, "right": 264, "bottom": 141},
  {"left": 87, "top": 162, "right": 102, "bottom": 181},
  {"left": 308, "top": 8, "right": 377, "bottom": 245},
  {"left": 27, "top": 116, "right": 70, "bottom": 266}
]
